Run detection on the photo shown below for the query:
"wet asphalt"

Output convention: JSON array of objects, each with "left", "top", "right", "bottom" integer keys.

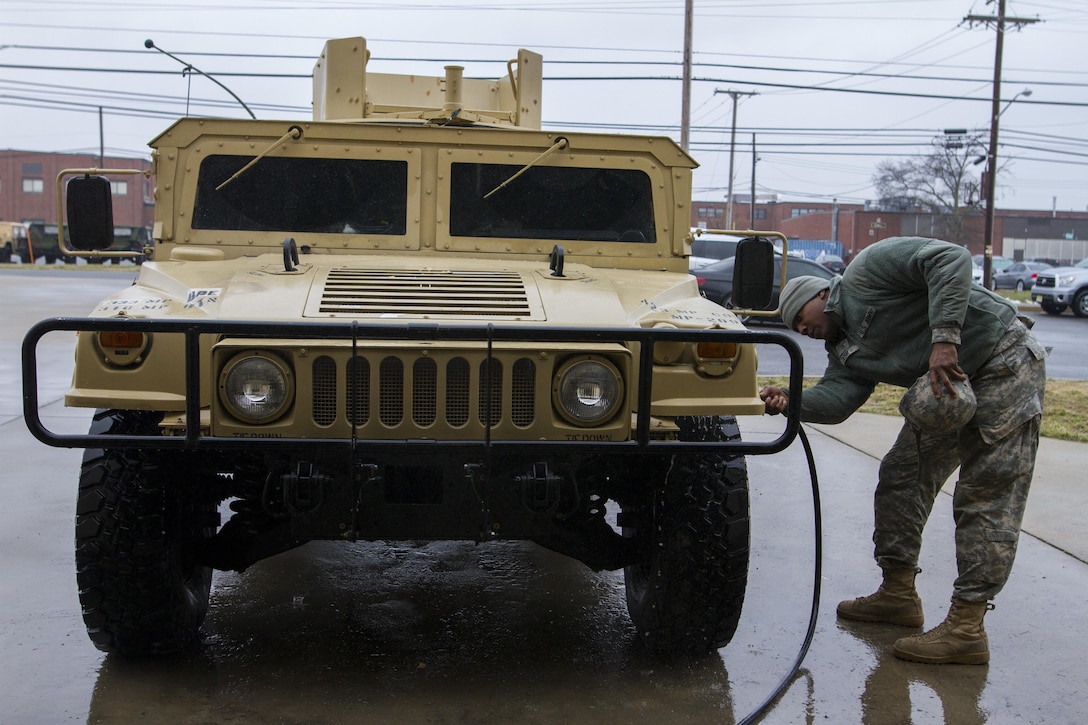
[{"left": 2, "top": 267, "right": 1085, "bottom": 724}]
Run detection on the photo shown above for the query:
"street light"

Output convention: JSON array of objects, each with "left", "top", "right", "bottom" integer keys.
[
  {"left": 1004, "top": 88, "right": 1032, "bottom": 111},
  {"left": 981, "top": 86, "right": 1031, "bottom": 288}
]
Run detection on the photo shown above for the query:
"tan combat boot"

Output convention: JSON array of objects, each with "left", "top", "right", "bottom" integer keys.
[
  {"left": 836, "top": 567, "right": 924, "bottom": 627},
  {"left": 893, "top": 598, "right": 992, "bottom": 665}
]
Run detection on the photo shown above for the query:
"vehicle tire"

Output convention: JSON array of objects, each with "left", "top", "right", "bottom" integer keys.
[
  {"left": 1040, "top": 301, "right": 1066, "bottom": 316},
  {"left": 1073, "top": 290, "right": 1088, "bottom": 318},
  {"left": 1016, "top": 280, "right": 1026, "bottom": 292},
  {"left": 75, "top": 410, "right": 218, "bottom": 656},
  {"left": 623, "top": 416, "right": 750, "bottom": 655}
]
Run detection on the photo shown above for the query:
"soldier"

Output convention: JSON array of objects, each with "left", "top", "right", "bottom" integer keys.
[{"left": 760, "top": 236, "right": 1046, "bottom": 664}]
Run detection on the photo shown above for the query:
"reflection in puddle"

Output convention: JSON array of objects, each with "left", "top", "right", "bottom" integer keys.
[
  {"left": 90, "top": 541, "right": 740, "bottom": 723},
  {"left": 838, "top": 619, "right": 989, "bottom": 724}
]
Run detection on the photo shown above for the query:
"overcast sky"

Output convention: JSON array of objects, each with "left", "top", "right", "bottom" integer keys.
[{"left": 2, "top": 0, "right": 1086, "bottom": 212}]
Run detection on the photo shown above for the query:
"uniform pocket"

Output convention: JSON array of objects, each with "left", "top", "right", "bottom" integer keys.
[{"left": 973, "top": 340, "right": 1045, "bottom": 445}]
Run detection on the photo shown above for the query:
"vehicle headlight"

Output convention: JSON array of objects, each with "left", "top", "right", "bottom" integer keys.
[
  {"left": 553, "top": 357, "right": 624, "bottom": 426},
  {"left": 219, "top": 352, "right": 293, "bottom": 423},
  {"left": 1058, "top": 274, "right": 1077, "bottom": 286}
]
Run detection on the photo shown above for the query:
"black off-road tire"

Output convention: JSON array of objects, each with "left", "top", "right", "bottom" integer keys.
[
  {"left": 75, "top": 410, "right": 217, "bottom": 656},
  {"left": 623, "top": 416, "right": 750, "bottom": 655}
]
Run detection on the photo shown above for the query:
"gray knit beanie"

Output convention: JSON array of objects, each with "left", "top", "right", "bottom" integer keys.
[{"left": 779, "top": 276, "right": 831, "bottom": 329}]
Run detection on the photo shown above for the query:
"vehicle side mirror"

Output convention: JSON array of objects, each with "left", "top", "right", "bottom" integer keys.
[
  {"left": 66, "top": 175, "right": 114, "bottom": 251},
  {"left": 730, "top": 236, "right": 775, "bottom": 309}
]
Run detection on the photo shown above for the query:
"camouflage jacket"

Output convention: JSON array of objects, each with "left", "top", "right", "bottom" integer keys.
[{"left": 799, "top": 236, "right": 1018, "bottom": 425}]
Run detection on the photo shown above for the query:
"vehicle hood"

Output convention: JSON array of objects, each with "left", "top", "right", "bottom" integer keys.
[
  {"left": 1036, "top": 265, "right": 1085, "bottom": 277},
  {"left": 94, "top": 252, "right": 740, "bottom": 331}
]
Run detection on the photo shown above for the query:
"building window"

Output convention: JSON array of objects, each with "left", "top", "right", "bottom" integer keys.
[
  {"left": 754, "top": 209, "right": 767, "bottom": 220},
  {"left": 110, "top": 180, "right": 128, "bottom": 196},
  {"left": 22, "top": 162, "right": 43, "bottom": 175},
  {"left": 22, "top": 178, "right": 44, "bottom": 194}
]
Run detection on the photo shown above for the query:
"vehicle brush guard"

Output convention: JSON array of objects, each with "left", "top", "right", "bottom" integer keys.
[{"left": 23, "top": 318, "right": 804, "bottom": 457}]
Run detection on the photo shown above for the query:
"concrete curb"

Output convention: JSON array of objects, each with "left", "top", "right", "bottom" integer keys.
[{"left": 808, "top": 412, "right": 1088, "bottom": 564}]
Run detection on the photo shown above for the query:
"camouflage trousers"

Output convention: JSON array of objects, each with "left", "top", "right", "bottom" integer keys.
[{"left": 872, "top": 319, "right": 1047, "bottom": 602}]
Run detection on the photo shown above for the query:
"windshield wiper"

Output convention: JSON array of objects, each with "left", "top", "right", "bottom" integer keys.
[
  {"left": 483, "top": 136, "right": 568, "bottom": 199},
  {"left": 215, "top": 125, "right": 304, "bottom": 191}
]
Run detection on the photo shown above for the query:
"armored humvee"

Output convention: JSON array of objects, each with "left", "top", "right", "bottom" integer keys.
[{"left": 23, "top": 37, "right": 801, "bottom": 657}]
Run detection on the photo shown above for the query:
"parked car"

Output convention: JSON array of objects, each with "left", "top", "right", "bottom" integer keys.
[
  {"left": 815, "top": 252, "right": 845, "bottom": 273},
  {"left": 688, "top": 234, "right": 790, "bottom": 272},
  {"left": 688, "top": 236, "right": 738, "bottom": 271},
  {"left": 696, "top": 253, "right": 836, "bottom": 324},
  {"left": 1031, "top": 258, "right": 1088, "bottom": 316},
  {"left": 972, "top": 254, "right": 1013, "bottom": 273},
  {"left": 991, "top": 261, "right": 1053, "bottom": 291}
]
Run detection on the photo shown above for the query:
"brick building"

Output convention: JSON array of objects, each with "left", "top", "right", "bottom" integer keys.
[
  {"left": 692, "top": 198, "right": 1088, "bottom": 265},
  {"left": 0, "top": 150, "right": 153, "bottom": 229}
]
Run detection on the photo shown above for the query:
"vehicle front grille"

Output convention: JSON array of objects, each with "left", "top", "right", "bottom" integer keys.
[
  {"left": 1034, "top": 277, "right": 1055, "bottom": 288},
  {"left": 308, "top": 269, "right": 542, "bottom": 319},
  {"left": 310, "top": 351, "right": 537, "bottom": 433}
]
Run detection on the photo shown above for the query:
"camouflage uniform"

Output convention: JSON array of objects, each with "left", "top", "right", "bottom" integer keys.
[
  {"left": 874, "top": 319, "right": 1045, "bottom": 601},
  {"left": 794, "top": 237, "right": 1048, "bottom": 603}
]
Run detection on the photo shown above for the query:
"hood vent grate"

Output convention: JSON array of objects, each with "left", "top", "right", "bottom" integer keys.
[{"left": 309, "top": 268, "right": 540, "bottom": 319}]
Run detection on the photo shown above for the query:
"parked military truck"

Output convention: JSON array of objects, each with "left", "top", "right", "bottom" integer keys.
[
  {"left": 26, "top": 222, "right": 150, "bottom": 264},
  {"left": 23, "top": 37, "right": 801, "bottom": 658},
  {"left": 1, "top": 221, "right": 32, "bottom": 263}
]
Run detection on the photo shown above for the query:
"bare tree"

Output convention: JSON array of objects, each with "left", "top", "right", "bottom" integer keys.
[{"left": 873, "top": 133, "right": 987, "bottom": 244}]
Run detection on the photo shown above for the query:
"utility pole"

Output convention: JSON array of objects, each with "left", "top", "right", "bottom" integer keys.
[
  {"left": 714, "top": 89, "right": 757, "bottom": 229},
  {"left": 98, "top": 107, "right": 105, "bottom": 168},
  {"left": 680, "top": 0, "right": 693, "bottom": 151},
  {"left": 750, "top": 134, "right": 757, "bottom": 227},
  {"left": 965, "top": 0, "right": 1039, "bottom": 288},
  {"left": 832, "top": 198, "right": 839, "bottom": 248}
]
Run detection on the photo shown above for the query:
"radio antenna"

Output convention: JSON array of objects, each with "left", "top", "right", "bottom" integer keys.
[{"left": 144, "top": 39, "right": 257, "bottom": 119}]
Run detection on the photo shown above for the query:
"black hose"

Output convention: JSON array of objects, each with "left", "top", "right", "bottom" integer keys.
[{"left": 737, "top": 424, "right": 822, "bottom": 725}]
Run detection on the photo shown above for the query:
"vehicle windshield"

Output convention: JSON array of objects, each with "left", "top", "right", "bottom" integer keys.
[
  {"left": 193, "top": 155, "right": 408, "bottom": 235},
  {"left": 449, "top": 163, "right": 656, "bottom": 243}
]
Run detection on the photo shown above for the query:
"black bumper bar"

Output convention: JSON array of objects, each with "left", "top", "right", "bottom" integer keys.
[{"left": 23, "top": 317, "right": 804, "bottom": 456}]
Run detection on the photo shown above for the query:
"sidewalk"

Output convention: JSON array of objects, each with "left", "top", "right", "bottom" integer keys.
[{"left": 808, "top": 412, "right": 1088, "bottom": 563}]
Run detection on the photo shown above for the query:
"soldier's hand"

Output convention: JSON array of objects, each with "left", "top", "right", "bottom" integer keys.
[
  {"left": 929, "top": 342, "right": 966, "bottom": 397},
  {"left": 759, "top": 385, "right": 789, "bottom": 415}
]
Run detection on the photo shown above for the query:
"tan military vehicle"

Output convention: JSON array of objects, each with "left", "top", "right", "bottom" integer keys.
[
  {"left": 24, "top": 37, "right": 800, "bottom": 657},
  {"left": 0, "top": 220, "right": 31, "bottom": 263}
]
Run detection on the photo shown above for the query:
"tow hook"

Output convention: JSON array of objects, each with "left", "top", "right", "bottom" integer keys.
[
  {"left": 281, "top": 462, "right": 329, "bottom": 514},
  {"left": 514, "top": 462, "right": 562, "bottom": 514}
]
